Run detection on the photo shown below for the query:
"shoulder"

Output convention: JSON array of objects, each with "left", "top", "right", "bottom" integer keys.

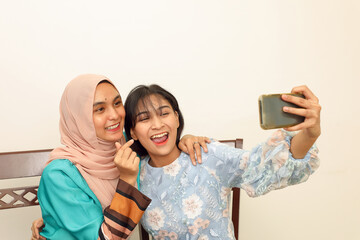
[
  {"left": 43, "top": 159, "right": 76, "bottom": 174},
  {"left": 41, "top": 159, "right": 83, "bottom": 184},
  {"left": 206, "top": 140, "right": 238, "bottom": 153},
  {"left": 204, "top": 140, "right": 244, "bottom": 162},
  {"left": 39, "top": 159, "right": 96, "bottom": 202}
]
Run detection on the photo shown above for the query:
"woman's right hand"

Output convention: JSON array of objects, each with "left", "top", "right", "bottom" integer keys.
[
  {"left": 31, "top": 218, "right": 45, "bottom": 240},
  {"left": 114, "top": 139, "right": 140, "bottom": 186}
]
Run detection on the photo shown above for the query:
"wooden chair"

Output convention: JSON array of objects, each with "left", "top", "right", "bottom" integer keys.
[
  {"left": 140, "top": 138, "right": 243, "bottom": 240},
  {"left": 0, "top": 138, "right": 242, "bottom": 240},
  {"left": 0, "top": 149, "right": 52, "bottom": 209}
]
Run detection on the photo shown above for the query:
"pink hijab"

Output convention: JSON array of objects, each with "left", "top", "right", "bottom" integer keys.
[{"left": 49, "top": 74, "right": 123, "bottom": 209}]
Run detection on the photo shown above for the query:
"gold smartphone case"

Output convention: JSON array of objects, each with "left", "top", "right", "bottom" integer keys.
[{"left": 258, "top": 93, "right": 305, "bottom": 130}]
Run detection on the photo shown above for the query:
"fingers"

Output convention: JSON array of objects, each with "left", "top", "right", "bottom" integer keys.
[
  {"left": 283, "top": 95, "right": 321, "bottom": 134},
  {"left": 281, "top": 94, "right": 308, "bottom": 109},
  {"left": 115, "top": 142, "right": 121, "bottom": 151},
  {"left": 193, "top": 142, "right": 202, "bottom": 164},
  {"left": 188, "top": 146, "right": 197, "bottom": 166},
  {"left": 290, "top": 85, "right": 319, "bottom": 103},
  {"left": 178, "top": 142, "right": 189, "bottom": 154},
  {"left": 129, "top": 151, "right": 138, "bottom": 165},
  {"left": 283, "top": 95, "right": 321, "bottom": 119},
  {"left": 282, "top": 85, "right": 321, "bottom": 138},
  {"left": 120, "top": 139, "right": 135, "bottom": 150},
  {"left": 192, "top": 136, "right": 211, "bottom": 164},
  {"left": 198, "top": 137, "right": 211, "bottom": 153},
  {"left": 31, "top": 219, "right": 42, "bottom": 239},
  {"left": 283, "top": 121, "right": 307, "bottom": 131},
  {"left": 117, "top": 151, "right": 140, "bottom": 186},
  {"left": 114, "top": 145, "right": 139, "bottom": 186},
  {"left": 31, "top": 226, "right": 39, "bottom": 239},
  {"left": 178, "top": 135, "right": 211, "bottom": 165},
  {"left": 133, "top": 156, "right": 140, "bottom": 167},
  {"left": 283, "top": 105, "right": 308, "bottom": 117},
  {"left": 116, "top": 139, "right": 134, "bottom": 157}
]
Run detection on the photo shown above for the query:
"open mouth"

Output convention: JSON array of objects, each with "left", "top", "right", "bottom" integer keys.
[
  {"left": 105, "top": 123, "right": 120, "bottom": 131},
  {"left": 150, "top": 132, "right": 169, "bottom": 145}
]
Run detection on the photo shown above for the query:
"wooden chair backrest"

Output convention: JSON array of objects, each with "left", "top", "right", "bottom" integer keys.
[
  {"left": 0, "top": 149, "right": 52, "bottom": 209},
  {"left": 140, "top": 138, "right": 243, "bottom": 240}
]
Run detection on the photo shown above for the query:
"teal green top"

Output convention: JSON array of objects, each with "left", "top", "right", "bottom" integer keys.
[
  {"left": 38, "top": 159, "right": 104, "bottom": 240},
  {"left": 38, "top": 132, "right": 142, "bottom": 239}
]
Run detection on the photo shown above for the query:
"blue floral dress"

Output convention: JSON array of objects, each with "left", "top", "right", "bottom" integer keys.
[{"left": 139, "top": 130, "right": 320, "bottom": 240}]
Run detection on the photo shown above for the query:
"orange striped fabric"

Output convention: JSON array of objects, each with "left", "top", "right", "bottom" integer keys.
[{"left": 99, "top": 180, "right": 151, "bottom": 239}]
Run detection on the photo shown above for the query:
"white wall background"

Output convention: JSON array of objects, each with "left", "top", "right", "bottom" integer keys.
[{"left": 0, "top": 0, "right": 359, "bottom": 239}]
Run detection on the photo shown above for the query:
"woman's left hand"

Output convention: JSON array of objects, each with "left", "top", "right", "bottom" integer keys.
[
  {"left": 178, "top": 135, "right": 211, "bottom": 165},
  {"left": 30, "top": 218, "right": 45, "bottom": 240},
  {"left": 281, "top": 85, "right": 321, "bottom": 139}
]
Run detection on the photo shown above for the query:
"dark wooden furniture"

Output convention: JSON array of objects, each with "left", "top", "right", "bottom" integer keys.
[
  {"left": 141, "top": 138, "right": 243, "bottom": 240},
  {"left": 0, "top": 149, "right": 52, "bottom": 209}
]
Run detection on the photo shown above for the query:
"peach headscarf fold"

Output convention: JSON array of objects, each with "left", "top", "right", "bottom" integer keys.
[{"left": 49, "top": 74, "right": 123, "bottom": 209}]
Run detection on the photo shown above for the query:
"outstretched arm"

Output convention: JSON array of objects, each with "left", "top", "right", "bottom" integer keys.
[{"left": 281, "top": 85, "right": 321, "bottom": 158}]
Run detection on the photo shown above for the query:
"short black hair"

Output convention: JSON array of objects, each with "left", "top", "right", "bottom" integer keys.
[{"left": 124, "top": 84, "right": 184, "bottom": 157}]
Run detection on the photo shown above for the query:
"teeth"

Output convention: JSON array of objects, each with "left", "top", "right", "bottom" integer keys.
[
  {"left": 106, "top": 123, "right": 120, "bottom": 130},
  {"left": 151, "top": 132, "right": 168, "bottom": 139}
]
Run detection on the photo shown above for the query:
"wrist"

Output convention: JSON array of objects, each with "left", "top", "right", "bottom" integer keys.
[
  {"left": 120, "top": 175, "right": 137, "bottom": 186},
  {"left": 304, "top": 127, "right": 321, "bottom": 140}
]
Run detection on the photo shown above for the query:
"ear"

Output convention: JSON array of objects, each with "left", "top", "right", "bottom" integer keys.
[
  {"left": 130, "top": 128, "right": 138, "bottom": 140},
  {"left": 175, "top": 111, "right": 180, "bottom": 128}
]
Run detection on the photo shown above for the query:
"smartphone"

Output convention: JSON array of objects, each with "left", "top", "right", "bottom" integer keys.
[{"left": 258, "top": 93, "right": 305, "bottom": 130}]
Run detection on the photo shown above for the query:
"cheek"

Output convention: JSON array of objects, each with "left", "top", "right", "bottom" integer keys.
[
  {"left": 172, "top": 116, "right": 180, "bottom": 129},
  {"left": 118, "top": 106, "right": 126, "bottom": 118},
  {"left": 93, "top": 115, "right": 104, "bottom": 131},
  {"left": 133, "top": 125, "right": 148, "bottom": 141}
]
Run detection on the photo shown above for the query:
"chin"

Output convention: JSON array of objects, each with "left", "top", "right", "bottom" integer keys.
[{"left": 105, "top": 133, "right": 124, "bottom": 142}]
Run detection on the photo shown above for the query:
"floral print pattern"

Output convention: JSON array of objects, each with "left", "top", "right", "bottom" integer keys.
[
  {"left": 163, "top": 160, "right": 181, "bottom": 177},
  {"left": 140, "top": 130, "right": 319, "bottom": 239},
  {"left": 146, "top": 207, "right": 166, "bottom": 230},
  {"left": 182, "top": 194, "right": 203, "bottom": 219}
]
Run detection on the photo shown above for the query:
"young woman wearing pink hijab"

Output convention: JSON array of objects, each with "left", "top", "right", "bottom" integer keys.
[{"left": 31, "top": 74, "right": 209, "bottom": 240}]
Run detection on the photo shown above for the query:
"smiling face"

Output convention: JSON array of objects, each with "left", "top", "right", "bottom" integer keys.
[
  {"left": 130, "top": 94, "right": 181, "bottom": 166},
  {"left": 93, "top": 82, "right": 125, "bottom": 142}
]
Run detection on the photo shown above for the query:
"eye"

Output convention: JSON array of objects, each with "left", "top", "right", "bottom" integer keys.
[
  {"left": 140, "top": 117, "right": 149, "bottom": 121},
  {"left": 114, "top": 100, "right": 122, "bottom": 107},
  {"left": 160, "top": 111, "right": 169, "bottom": 116},
  {"left": 138, "top": 116, "right": 149, "bottom": 122},
  {"left": 94, "top": 107, "right": 105, "bottom": 113},
  {"left": 137, "top": 113, "right": 150, "bottom": 122}
]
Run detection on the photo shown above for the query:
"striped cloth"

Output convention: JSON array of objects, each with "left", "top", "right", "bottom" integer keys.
[{"left": 100, "top": 181, "right": 150, "bottom": 239}]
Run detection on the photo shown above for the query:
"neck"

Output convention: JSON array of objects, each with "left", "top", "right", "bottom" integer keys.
[{"left": 148, "top": 147, "right": 181, "bottom": 167}]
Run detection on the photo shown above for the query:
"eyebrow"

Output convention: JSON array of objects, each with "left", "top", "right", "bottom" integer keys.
[
  {"left": 135, "top": 105, "right": 171, "bottom": 117},
  {"left": 93, "top": 94, "right": 121, "bottom": 107}
]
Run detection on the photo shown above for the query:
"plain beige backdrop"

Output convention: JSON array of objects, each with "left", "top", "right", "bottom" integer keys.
[{"left": 0, "top": 0, "right": 359, "bottom": 239}]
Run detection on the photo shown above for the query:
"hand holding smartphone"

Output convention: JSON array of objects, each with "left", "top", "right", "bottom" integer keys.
[{"left": 259, "top": 93, "right": 305, "bottom": 130}]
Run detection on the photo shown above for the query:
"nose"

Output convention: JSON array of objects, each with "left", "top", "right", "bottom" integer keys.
[
  {"left": 151, "top": 115, "right": 164, "bottom": 129},
  {"left": 108, "top": 106, "right": 120, "bottom": 120}
]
